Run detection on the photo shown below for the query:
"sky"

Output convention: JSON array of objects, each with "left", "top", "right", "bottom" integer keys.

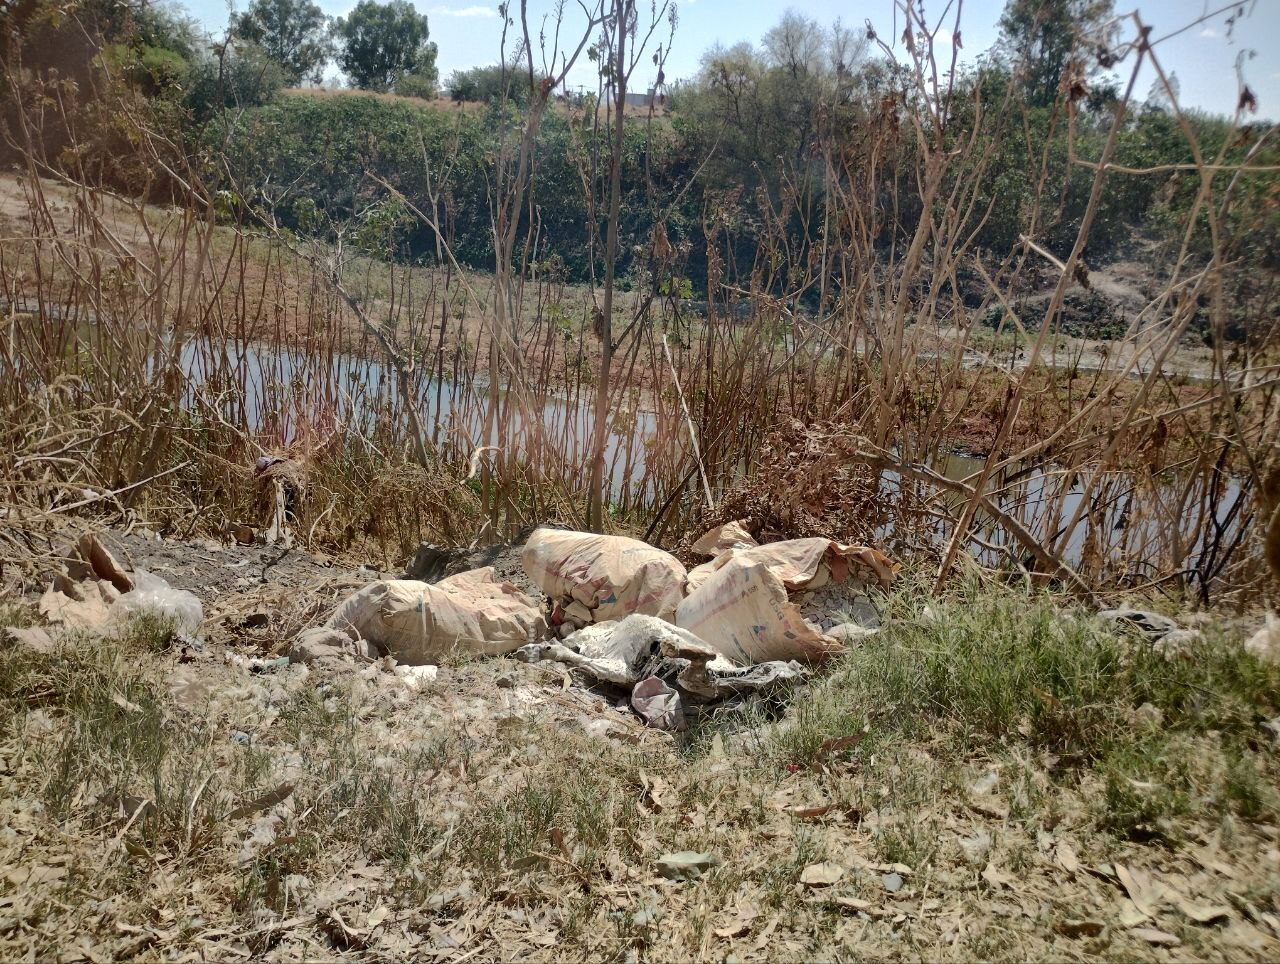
[{"left": 180, "top": 0, "right": 1279, "bottom": 119}]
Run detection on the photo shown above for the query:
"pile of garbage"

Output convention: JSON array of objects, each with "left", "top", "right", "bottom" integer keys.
[
  {"left": 297, "top": 525, "right": 898, "bottom": 731},
  {"left": 36, "top": 534, "right": 204, "bottom": 635}
]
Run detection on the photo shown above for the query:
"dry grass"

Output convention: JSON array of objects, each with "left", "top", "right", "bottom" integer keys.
[{"left": 2, "top": 7, "right": 1277, "bottom": 588}]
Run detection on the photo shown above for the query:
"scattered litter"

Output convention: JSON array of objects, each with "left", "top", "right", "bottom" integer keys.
[
  {"left": 1099, "top": 606, "right": 1179, "bottom": 637},
  {"left": 521, "top": 528, "right": 687, "bottom": 629},
  {"left": 38, "top": 535, "right": 203, "bottom": 633},
  {"left": 321, "top": 567, "right": 546, "bottom": 663},
  {"left": 799, "top": 862, "right": 845, "bottom": 887},
  {"left": 226, "top": 653, "right": 290, "bottom": 673},
  {"left": 631, "top": 676, "right": 685, "bottom": 731},
  {"left": 882, "top": 872, "right": 904, "bottom": 893},
  {"left": 395, "top": 665, "right": 439, "bottom": 693},
  {"left": 113, "top": 568, "right": 204, "bottom": 633},
  {"left": 515, "top": 614, "right": 806, "bottom": 730},
  {"left": 656, "top": 851, "right": 719, "bottom": 881},
  {"left": 289, "top": 628, "right": 382, "bottom": 665}
]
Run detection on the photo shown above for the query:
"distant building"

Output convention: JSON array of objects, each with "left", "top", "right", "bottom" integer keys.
[{"left": 623, "top": 87, "right": 660, "bottom": 109}]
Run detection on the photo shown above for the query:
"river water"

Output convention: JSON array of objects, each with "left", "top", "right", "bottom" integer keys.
[{"left": 176, "top": 335, "right": 1246, "bottom": 578}]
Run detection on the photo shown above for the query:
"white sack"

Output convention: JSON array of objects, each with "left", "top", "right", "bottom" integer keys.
[
  {"left": 324, "top": 567, "right": 546, "bottom": 664},
  {"left": 521, "top": 528, "right": 687, "bottom": 623}
]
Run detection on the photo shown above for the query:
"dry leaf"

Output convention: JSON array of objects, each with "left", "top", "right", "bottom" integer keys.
[
  {"left": 1055, "top": 919, "right": 1104, "bottom": 938},
  {"left": 834, "top": 896, "right": 873, "bottom": 913},
  {"left": 713, "top": 918, "right": 751, "bottom": 939},
  {"left": 1116, "top": 863, "right": 1159, "bottom": 919},
  {"left": 111, "top": 692, "right": 143, "bottom": 714},
  {"left": 799, "top": 862, "right": 845, "bottom": 887},
  {"left": 1055, "top": 841, "right": 1080, "bottom": 874},
  {"left": 226, "top": 783, "right": 294, "bottom": 821},
  {"left": 656, "top": 851, "right": 718, "bottom": 880},
  {"left": 1130, "top": 926, "right": 1180, "bottom": 947},
  {"left": 815, "top": 731, "right": 866, "bottom": 761},
  {"left": 1177, "top": 900, "right": 1231, "bottom": 925},
  {"left": 788, "top": 804, "right": 833, "bottom": 820},
  {"left": 981, "top": 863, "right": 1015, "bottom": 890},
  {"left": 4, "top": 626, "right": 55, "bottom": 654}
]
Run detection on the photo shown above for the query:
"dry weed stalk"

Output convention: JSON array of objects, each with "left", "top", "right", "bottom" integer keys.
[{"left": 0, "top": 2, "right": 1276, "bottom": 602}]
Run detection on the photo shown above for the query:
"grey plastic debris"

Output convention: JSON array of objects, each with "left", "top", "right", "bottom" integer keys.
[
  {"left": 631, "top": 676, "right": 685, "bottom": 731},
  {"left": 514, "top": 614, "right": 808, "bottom": 730},
  {"left": 1098, "top": 606, "right": 1179, "bottom": 637},
  {"left": 290, "top": 627, "right": 383, "bottom": 665}
]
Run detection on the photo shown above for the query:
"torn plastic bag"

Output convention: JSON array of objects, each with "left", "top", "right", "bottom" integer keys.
[
  {"left": 631, "top": 676, "right": 686, "bottom": 731},
  {"left": 516, "top": 614, "right": 724, "bottom": 688},
  {"left": 322, "top": 567, "right": 547, "bottom": 664},
  {"left": 113, "top": 568, "right": 204, "bottom": 633},
  {"left": 521, "top": 528, "right": 687, "bottom": 624},
  {"left": 39, "top": 534, "right": 202, "bottom": 633},
  {"left": 515, "top": 614, "right": 808, "bottom": 728}
]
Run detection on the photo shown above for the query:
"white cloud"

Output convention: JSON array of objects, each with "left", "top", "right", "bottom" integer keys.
[
  {"left": 431, "top": 4, "right": 498, "bottom": 17},
  {"left": 1199, "top": 26, "right": 1219, "bottom": 39}
]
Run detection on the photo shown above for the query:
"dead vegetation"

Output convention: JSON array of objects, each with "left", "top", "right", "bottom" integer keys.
[{"left": 3, "top": 2, "right": 1277, "bottom": 603}]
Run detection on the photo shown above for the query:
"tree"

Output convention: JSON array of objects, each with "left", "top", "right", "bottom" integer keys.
[
  {"left": 185, "top": 41, "right": 285, "bottom": 120},
  {"left": 997, "top": 0, "right": 1114, "bottom": 107},
  {"left": 392, "top": 46, "right": 439, "bottom": 98},
  {"left": 233, "top": 0, "right": 331, "bottom": 86},
  {"left": 333, "top": 0, "right": 433, "bottom": 93},
  {"left": 446, "top": 64, "right": 528, "bottom": 104}
]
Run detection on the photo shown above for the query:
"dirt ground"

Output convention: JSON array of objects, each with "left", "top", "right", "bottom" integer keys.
[{"left": 1, "top": 521, "right": 1278, "bottom": 961}]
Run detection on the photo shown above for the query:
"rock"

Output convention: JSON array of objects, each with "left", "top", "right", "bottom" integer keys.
[
  {"left": 882, "top": 872, "right": 904, "bottom": 893},
  {"left": 656, "top": 851, "right": 719, "bottom": 880},
  {"left": 1245, "top": 613, "right": 1279, "bottom": 664}
]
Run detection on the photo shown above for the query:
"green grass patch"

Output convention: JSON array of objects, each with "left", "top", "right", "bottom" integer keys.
[{"left": 771, "top": 574, "right": 1280, "bottom": 838}]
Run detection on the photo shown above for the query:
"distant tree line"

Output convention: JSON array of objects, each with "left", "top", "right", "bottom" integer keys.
[{"left": 3, "top": 0, "right": 1275, "bottom": 344}]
